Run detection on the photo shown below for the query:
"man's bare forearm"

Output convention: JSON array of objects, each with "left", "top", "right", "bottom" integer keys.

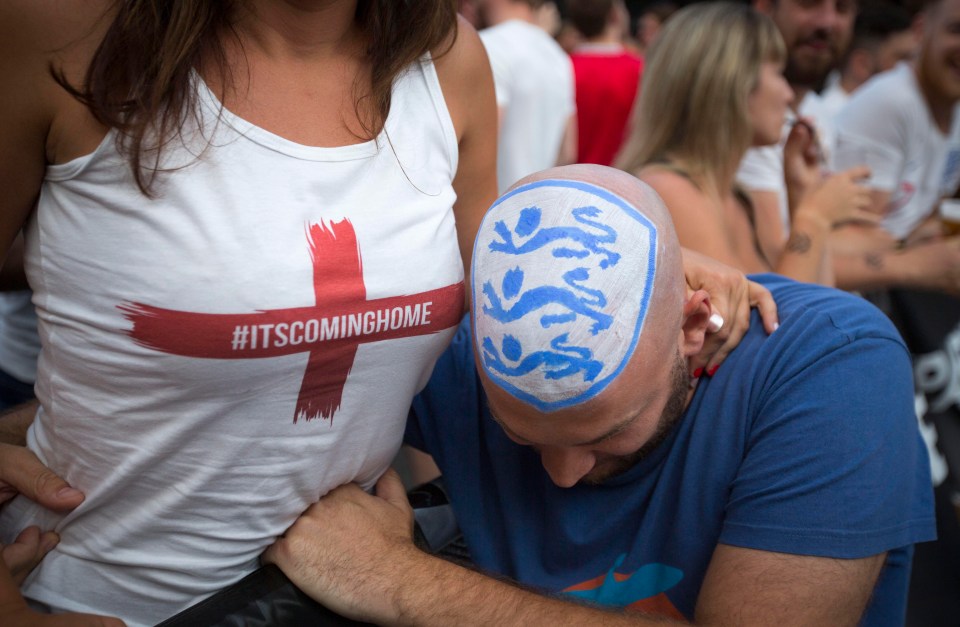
[
  {"left": 0, "top": 401, "right": 37, "bottom": 446},
  {"left": 382, "top": 548, "right": 675, "bottom": 626},
  {"left": 831, "top": 225, "right": 960, "bottom": 293}
]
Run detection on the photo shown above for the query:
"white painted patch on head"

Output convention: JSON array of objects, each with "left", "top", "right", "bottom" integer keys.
[{"left": 472, "top": 179, "right": 658, "bottom": 411}]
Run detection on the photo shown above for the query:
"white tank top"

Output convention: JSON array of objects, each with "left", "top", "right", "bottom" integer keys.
[{"left": 1, "top": 57, "right": 464, "bottom": 625}]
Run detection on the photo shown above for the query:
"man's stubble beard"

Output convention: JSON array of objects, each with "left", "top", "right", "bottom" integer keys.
[
  {"left": 580, "top": 351, "right": 690, "bottom": 485},
  {"left": 784, "top": 31, "right": 844, "bottom": 91}
]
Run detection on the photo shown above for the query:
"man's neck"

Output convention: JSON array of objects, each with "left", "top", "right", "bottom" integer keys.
[
  {"left": 585, "top": 24, "right": 622, "bottom": 46},
  {"left": 916, "top": 62, "right": 957, "bottom": 133},
  {"left": 485, "top": 3, "right": 535, "bottom": 27},
  {"left": 838, "top": 74, "right": 858, "bottom": 95}
]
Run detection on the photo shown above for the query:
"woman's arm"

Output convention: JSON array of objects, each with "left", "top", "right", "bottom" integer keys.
[
  {"left": 776, "top": 168, "right": 879, "bottom": 285},
  {"left": 0, "top": 2, "right": 56, "bottom": 260},
  {"left": 434, "top": 16, "right": 499, "bottom": 312},
  {"left": 775, "top": 119, "right": 881, "bottom": 285},
  {"left": 0, "top": 1, "right": 112, "bottom": 260},
  {"left": 833, "top": 232, "right": 960, "bottom": 294},
  {"left": 773, "top": 210, "right": 834, "bottom": 284}
]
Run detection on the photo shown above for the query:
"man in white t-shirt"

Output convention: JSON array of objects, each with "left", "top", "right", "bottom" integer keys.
[
  {"left": 819, "top": 3, "right": 916, "bottom": 129},
  {"left": 834, "top": 66, "right": 960, "bottom": 240},
  {"left": 830, "top": 0, "right": 960, "bottom": 292},
  {"left": 833, "top": 0, "right": 960, "bottom": 239},
  {"left": 475, "top": 0, "right": 577, "bottom": 193},
  {"left": 736, "top": 0, "right": 857, "bottom": 245}
]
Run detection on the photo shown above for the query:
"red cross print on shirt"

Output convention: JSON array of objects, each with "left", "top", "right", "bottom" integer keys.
[{"left": 119, "top": 219, "right": 464, "bottom": 423}]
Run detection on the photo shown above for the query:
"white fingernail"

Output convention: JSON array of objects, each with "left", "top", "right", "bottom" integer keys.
[{"left": 708, "top": 313, "right": 724, "bottom": 332}]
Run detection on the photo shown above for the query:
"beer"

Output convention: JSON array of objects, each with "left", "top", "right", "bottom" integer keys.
[{"left": 941, "top": 200, "right": 960, "bottom": 236}]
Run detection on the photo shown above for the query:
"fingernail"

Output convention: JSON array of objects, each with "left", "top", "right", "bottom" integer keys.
[
  {"left": 693, "top": 367, "right": 704, "bottom": 378},
  {"left": 41, "top": 535, "right": 59, "bottom": 552},
  {"left": 772, "top": 322, "right": 780, "bottom": 332},
  {"left": 708, "top": 365, "right": 719, "bottom": 376},
  {"left": 56, "top": 487, "right": 83, "bottom": 500}
]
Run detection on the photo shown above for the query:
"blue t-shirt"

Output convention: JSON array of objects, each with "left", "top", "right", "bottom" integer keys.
[{"left": 407, "top": 274, "right": 936, "bottom": 625}]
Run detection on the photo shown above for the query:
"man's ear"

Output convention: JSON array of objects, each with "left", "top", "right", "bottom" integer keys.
[
  {"left": 680, "top": 288, "right": 711, "bottom": 357},
  {"left": 912, "top": 10, "right": 926, "bottom": 40},
  {"left": 848, "top": 48, "right": 874, "bottom": 84}
]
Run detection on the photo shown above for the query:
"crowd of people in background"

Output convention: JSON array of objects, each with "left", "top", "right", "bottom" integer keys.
[{"left": 0, "top": 0, "right": 958, "bottom": 625}]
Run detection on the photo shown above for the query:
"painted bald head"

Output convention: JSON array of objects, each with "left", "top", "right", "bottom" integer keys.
[{"left": 471, "top": 164, "right": 686, "bottom": 413}]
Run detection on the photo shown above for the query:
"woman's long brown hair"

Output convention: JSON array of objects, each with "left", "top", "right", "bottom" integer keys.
[{"left": 55, "top": 0, "right": 457, "bottom": 194}]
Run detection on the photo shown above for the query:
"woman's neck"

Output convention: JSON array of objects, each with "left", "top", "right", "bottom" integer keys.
[
  {"left": 234, "top": 0, "right": 363, "bottom": 61},
  {"left": 667, "top": 151, "right": 741, "bottom": 196}
]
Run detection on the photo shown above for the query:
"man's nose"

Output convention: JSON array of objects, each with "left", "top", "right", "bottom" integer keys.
[
  {"left": 539, "top": 446, "right": 595, "bottom": 488},
  {"left": 812, "top": 3, "right": 841, "bottom": 31}
]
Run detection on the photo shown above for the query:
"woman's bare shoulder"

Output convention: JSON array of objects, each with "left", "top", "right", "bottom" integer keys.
[
  {"left": 432, "top": 15, "right": 489, "bottom": 81},
  {"left": 1, "top": 0, "right": 116, "bottom": 164},
  {"left": 636, "top": 165, "right": 728, "bottom": 230},
  {"left": 432, "top": 15, "right": 495, "bottom": 141},
  {"left": 1, "top": 0, "right": 114, "bottom": 109},
  {"left": 636, "top": 165, "right": 705, "bottom": 203},
  {"left": 1, "top": 0, "right": 113, "bottom": 65}
]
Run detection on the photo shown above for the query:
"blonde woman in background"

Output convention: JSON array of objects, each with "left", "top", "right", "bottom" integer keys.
[{"left": 617, "top": 2, "right": 877, "bottom": 285}]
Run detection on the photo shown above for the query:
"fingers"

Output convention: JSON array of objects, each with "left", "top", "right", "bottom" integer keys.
[
  {"left": 699, "top": 280, "right": 779, "bottom": 374},
  {"left": 850, "top": 210, "right": 883, "bottom": 225},
  {"left": 0, "top": 444, "right": 83, "bottom": 512},
  {"left": 1, "top": 526, "right": 59, "bottom": 585},
  {"left": 260, "top": 539, "right": 281, "bottom": 567},
  {"left": 689, "top": 285, "right": 737, "bottom": 375},
  {"left": 809, "top": 173, "right": 875, "bottom": 226},
  {"left": 703, "top": 291, "right": 751, "bottom": 373},
  {"left": 842, "top": 165, "right": 871, "bottom": 182},
  {"left": 44, "top": 612, "right": 127, "bottom": 627},
  {"left": 749, "top": 282, "right": 780, "bottom": 335},
  {"left": 785, "top": 119, "right": 813, "bottom": 150},
  {"left": 375, "top": 468, "right": 410, "bottom": 510},
  {"left": 793, "top": 119, "right": 821, "bottom": 164},
  {"left": 12, "top": 525, "right": 40, "bottom": 546},
  {"left": 690, "top": 312, "right": 727, "bottom": 373},
  {"left": 707, "top": 313, "right": 724, "bottom": 334},
  {"left": 688, "top": 333, "right": 720, "bottom": 377}
]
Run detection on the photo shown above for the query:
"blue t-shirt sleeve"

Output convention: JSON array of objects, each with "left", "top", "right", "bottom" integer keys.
[
  {"left": 405, "top": 317, "right": 481, "bottom": 462},
  {"left": 719, "top": 324, "right": 935, "bottom": 558}
]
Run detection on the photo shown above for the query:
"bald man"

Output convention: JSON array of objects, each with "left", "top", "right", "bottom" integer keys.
[{"left": 265, "top": 165, "right": 934, "bottom": 626}]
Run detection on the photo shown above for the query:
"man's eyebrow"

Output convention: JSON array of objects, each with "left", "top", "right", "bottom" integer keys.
[
  {"left": 488, "top": 405, "right": 645, "bottom": 448},
  {"left": 488, "top": 409, "right": 531, "bottom": 444},
  {"left": 578, "top": 408, "right": 642, "bottom": 446}
]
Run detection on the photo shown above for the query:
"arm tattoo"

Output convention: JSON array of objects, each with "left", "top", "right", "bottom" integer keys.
[
  {"left": 865, "top": 252, "right": 884, "bottom": 270},
  {"left": 786, "top": 232, "right": 812, "bottom": 254}
]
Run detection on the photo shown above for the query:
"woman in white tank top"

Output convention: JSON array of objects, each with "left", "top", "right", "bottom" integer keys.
[{"left": 0, "top": 1, "right": 497, "bottom": 624}]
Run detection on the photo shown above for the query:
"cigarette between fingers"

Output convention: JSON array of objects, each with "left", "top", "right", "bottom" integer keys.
[{"left": 708, "top": 313, "right": 724, "bottom": 333}]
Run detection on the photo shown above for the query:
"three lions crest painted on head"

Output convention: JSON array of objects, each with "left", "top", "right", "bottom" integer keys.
[{"left": 472, "top": 179, "right": 658, "bottom": 411}]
